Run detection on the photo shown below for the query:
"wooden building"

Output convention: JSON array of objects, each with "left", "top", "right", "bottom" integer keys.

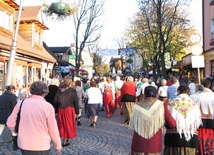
[{"left": 0, "top": 1, "right": 56, "bottom": 94}]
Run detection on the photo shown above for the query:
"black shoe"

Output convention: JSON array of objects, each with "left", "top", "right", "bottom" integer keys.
[
  {"left": 62, "top": 142, "right": 70, "bottom": 147},
  {"left": 93, "top": 122, "right": 96, "bottom": 128},
  {"left": 13, "top": 145, "right": 19, "bottom": 151},
  {"left": 62, "top": 139, "right": 70, "bottom": 147},
  {"left": 90, "top": 123, "right": 93, "bottom": 127},
  {"left": 77, "top": 121, "right": 81, "bottom": 126},
  {"left": 124, "top": 119, "right": 129, "bottom": 124}
]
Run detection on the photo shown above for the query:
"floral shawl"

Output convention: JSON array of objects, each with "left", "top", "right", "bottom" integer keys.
[{"left": 169, "top": 94, "right": 202, "bottom": 141}]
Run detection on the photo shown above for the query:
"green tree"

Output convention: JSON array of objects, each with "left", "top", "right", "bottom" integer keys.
[
  {"left": 96, "top": 64, "right": 110, "bottom": 76},
  {"left": 43, "top": 0, "right": 105, "bottom": 76},
  {"left": 126, "top": 0, "right": 194, "bottom": 79},
  {"left": 93, "top": 52, "right": 102, "bottom": 74}
]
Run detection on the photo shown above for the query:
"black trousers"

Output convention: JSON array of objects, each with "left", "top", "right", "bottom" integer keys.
[{"left": 21, "top": 149, "right": 50, "bottom": 155}]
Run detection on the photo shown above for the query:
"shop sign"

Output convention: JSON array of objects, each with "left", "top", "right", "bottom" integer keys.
[
  {"left": 182, "top": 55, "right": 192, "bottom": 66},
  {"left": 204, "top": 52, "right": 214, "bottom": 61},
  {"left": 191, "top": 56, "right": 205, "bottom": 68}
]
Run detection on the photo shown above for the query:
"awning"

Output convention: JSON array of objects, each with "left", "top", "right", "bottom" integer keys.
[
  {"left": 0, "top": 34, "right": 56, "bottom": 62},
  {"left": 171, "top": 61, "right": 183, "bottom": 69},
  {"left": 79, "top": 68, "right": 88, "bottom": 73}
]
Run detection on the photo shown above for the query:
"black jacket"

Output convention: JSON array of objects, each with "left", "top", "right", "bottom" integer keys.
[
  {"left": 0, "top": 91, "right": 17, "bottom": 124},
  {"left": 55, "top": 87, "right": 79, "bottom": 115},
  {"left": 45, "top": 85, "right": 59, "bottom": 114}
]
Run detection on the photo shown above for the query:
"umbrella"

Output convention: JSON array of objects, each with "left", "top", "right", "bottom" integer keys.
[{"left": 79, "top": 69, "right": 87, "bottom": 73}]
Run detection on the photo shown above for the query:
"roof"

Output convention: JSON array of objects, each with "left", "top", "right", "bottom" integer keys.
[
  {"left": 0, "top": 34, "right": 56, "bottom": 62},
  {"left": 16, "top": 6, "right": 48, "bottom": 30},
  {"left": 48, "top": 47, "right": 71, "bottom": 53},
  {"left": 43, "top": 42, "right": 75, "bottom": 66},
  {"left": 20, "top": 6, "right": 41, "bottom": 20},
  {"left": 3, "top": 0, "right": 19, "bottom": 10}
]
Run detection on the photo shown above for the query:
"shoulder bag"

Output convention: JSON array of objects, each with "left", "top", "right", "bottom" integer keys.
[{"left": 15, "top": 99, "right": 25, "bottom": 133}]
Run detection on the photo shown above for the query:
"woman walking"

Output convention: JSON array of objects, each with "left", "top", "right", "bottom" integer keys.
[
  {"left": 102, "top": 77, "right": 115, "bottom": 117},
  {"left": 120, "top": 76, "right": 136, "bottom": 124},
  {"left": 157, "top": 79, "right": 168, "bottom": 102},
  {"left": 7, "top": 81, "right": 61, "bottom": 154},
  {"left": 0, "top": 85, "right": 17, "bottom": 149},
  {"left": 190, "top": 82, "right": 214, "bottom": 155},
  {"left": 73, "top": 80, "right": 86, "bottom": 126},
  {"left": 55, "top": 78, "right": 79, "bottom": 147},
  {"left": 85, "top": 81, "right": 103, "bottom": 128},
  {"left": 164, "top": 85, "right": 202, "bottom": 155},
  {"left": 129, "top": 86, "right": 176, "bottom": 154}
]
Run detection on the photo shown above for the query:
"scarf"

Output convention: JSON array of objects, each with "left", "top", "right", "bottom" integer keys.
[
  {"left": 169, "top": 94, "right": 202, "bottom": 141},
  {"left": 190, "top": 91, "right": 214, "bottom": 116},
  {"left": 129, "top": 100, "right": 164, "bottom": 139}
]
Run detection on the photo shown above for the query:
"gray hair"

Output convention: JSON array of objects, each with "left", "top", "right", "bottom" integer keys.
[
  {"left": 196, "top": 84, "right": 204, "bottom": 92},
  {"left": 161, "top": 79, "right": 167, "bottom": 86},
  {"left": 30, "top": 81, "right": 49, "bottom": 95},
  {"left": 142, "top": 78, "right": 149, "bottom": 83}
]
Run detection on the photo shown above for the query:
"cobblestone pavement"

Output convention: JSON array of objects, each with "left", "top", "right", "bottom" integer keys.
[{"left": 0, "top": 108, "right": 133, "bottom": 155}]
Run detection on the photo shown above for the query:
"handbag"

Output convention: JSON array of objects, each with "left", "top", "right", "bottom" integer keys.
[{"left": 15, "top": 99, "right": 25, "bottom": 133}]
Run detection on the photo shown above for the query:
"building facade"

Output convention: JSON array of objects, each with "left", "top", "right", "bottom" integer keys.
[
  {"left": 203, "top": 1, "right": 214, "bottom": 76},
  {"left": 0, "top": 1, "right": 56, "bottom": 94}
]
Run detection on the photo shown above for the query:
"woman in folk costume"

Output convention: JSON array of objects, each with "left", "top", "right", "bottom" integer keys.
[
  {"left": 55, "top": 78, "right": 79, "bottom": 147},
  {"left": 102, "top": 77, "right": 115, "bottom": 117},
  {"left": 129, "top": 86, "right": 176, "bottom": 154},
  {"left": 121, "top": 76, "right": 136, "bottom": 124},
  {"left": 190, "top": 81, "right": 214, "bottom": 155},
  {"left": 164, "top": 85, "right": 202, "bottom": 155},
  {"left": 114, "top": 76, "right": 124, "bottom": 108}
]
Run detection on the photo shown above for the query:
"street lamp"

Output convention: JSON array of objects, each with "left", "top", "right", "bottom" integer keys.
[{"left": 5, "top": 0, "right": 24, "bottom": 86}]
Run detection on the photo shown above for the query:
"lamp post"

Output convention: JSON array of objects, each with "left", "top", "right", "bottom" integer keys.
[
  {"left": 190, "top": 33, "right": 203, "bottom": 84},
  {"left": 5, "top": 0, "right": 24, "bottom": 86}
]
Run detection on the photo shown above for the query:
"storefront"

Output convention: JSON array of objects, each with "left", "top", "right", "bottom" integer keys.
[
  {"left": 182, "top": 54, "right": 204, "bottom": 83},
  {"left": 204, "top": 51, "right": 214, "bottom": 76}
]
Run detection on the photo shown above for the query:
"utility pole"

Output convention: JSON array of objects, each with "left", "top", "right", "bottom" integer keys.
[{"left": 5, "top": 0, "right": 24, "bottom": 86}]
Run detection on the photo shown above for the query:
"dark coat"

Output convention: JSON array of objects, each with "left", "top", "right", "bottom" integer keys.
[
  {"left": 55, "top": 87, "right": 79, "bottom": 115},
  {"left": 0, "top": 91, "right": 17, "bottom": 124},
  {"left": 45, "top": 85, "right": 59, "bottom": 114}
]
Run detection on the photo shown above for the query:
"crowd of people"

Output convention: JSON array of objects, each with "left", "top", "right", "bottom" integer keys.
[{"left": 0, "top": 73, "right": 213, "bottom": 155}]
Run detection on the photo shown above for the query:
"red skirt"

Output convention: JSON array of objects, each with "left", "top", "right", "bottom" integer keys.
[
  {"left": 197, "top": 128, "right": 214, "bottom": 155},
  {"left": 57, "top": 106, "right": 76, "bottom": 139},
  {"left": 115, "top": 90, "right": 122, "bottom": 107}
]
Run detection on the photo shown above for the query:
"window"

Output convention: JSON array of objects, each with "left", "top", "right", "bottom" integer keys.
[
  {"left": 0, "top": 8, "right": 13, "bottom": 31},
  {"left": 211, "top": 18, "right": 214, "bottom": 40},
  {"left": 34, "top": 31, "right": 42, "bottom": 45}
]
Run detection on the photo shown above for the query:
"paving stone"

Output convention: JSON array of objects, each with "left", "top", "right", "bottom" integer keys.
[{"left": 0, "top": 108, "right": 134, "bottom": 155}]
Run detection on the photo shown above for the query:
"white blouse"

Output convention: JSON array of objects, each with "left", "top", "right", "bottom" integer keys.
[{"left": 157, "top": 86, "right": 168, "bottom": 97}]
